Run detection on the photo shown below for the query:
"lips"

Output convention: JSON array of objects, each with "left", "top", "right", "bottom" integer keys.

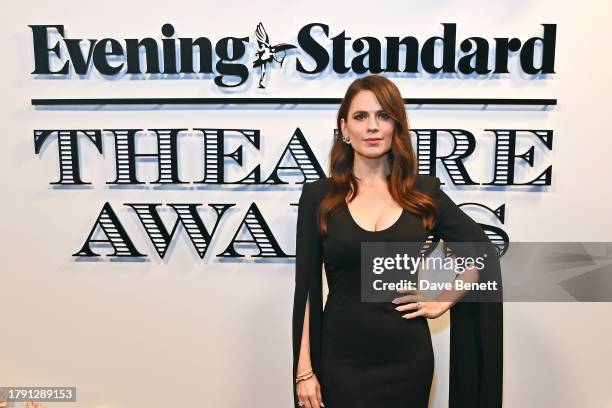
[{"left": 364, "top": 138, "right": 382, "bottom": 141}]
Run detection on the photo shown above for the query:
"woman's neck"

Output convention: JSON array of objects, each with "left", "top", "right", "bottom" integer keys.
[{"left": 352, "top": 152, "right": 391, "bottom": 186}]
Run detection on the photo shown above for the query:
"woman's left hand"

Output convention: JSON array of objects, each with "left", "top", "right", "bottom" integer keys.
[{"left": 391, "top": 290, "right": 452, "bottom": 319}]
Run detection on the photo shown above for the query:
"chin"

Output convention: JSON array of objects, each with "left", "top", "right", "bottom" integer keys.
[{"left": 357, "top": 149, "right": 389, "bottom": 159}]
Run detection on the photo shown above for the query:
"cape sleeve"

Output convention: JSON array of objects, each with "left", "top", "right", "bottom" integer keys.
[
  {"left": 292, "top": 181, "right": 325, "bottom": 408},
  {"left": 421, "top": 175, "right": 504, "bottom": 408}
]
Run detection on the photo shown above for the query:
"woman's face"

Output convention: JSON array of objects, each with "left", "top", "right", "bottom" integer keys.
[{"left": 340, "top": 90, "right": 395, "bottom": 160}]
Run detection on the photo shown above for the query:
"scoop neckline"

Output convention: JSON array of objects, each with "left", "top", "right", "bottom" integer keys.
[{"left": 343, "top": 201, "right": 405, "bottom": 233}]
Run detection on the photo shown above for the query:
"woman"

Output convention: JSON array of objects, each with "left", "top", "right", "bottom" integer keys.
[{"left": 292, "top": 75, "right": 503, "bottom": 408}]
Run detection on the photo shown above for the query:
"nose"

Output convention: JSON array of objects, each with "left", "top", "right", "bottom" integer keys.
[{"left": 367, "top": 115, "right": 379, "bottom": 133}]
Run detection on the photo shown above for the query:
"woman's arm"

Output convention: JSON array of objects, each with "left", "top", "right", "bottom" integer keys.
[
  {"left": 293, "top": 181, "right": 325, "bottom": 408},
  {"left": 297, "top": 298, "right": 312, "bottom": 372},
  {"left": 395, "top": 176, "right": 502, "bottom": 313}
]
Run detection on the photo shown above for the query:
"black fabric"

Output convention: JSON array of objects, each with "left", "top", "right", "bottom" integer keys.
[{"left": 292, "top": 174, "right": 503, "bottom": 408}]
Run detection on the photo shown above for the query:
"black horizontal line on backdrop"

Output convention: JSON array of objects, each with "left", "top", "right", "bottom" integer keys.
[{"left": 31, "top": 97, "right": 557, "bottom": 106}]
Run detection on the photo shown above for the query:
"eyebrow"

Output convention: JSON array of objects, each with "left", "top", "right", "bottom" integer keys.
[{"left": 352, "top": 109, "right": 387, "bottom": 115}]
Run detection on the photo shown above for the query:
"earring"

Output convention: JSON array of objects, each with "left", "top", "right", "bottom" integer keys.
[{"left": 341, "top": 135, "right": 351, "bottom": 144}]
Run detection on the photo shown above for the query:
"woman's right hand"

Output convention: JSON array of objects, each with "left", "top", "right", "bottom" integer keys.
[{"left": 296, "top": 374, "right": 325, "bottom": 408}]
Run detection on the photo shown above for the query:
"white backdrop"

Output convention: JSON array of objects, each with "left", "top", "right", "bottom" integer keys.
[{"left": 1, "top": 1, "right": 612, "bottom": 407}]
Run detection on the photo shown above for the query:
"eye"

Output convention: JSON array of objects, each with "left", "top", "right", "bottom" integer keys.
[
  {"left": 354, "top": 113, "right": 366, "bottom": 120},
  {"left": 377, "top": 112, "right": 390, "bottom": 120}
]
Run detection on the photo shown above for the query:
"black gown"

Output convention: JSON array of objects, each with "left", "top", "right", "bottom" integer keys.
[{"left": 292, "top": 175, "right": 503, "bottom": 408}]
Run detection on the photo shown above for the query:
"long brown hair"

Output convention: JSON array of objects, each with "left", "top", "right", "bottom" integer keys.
[{"left": 318, "top": 75, "right": 437, "bottom": 236}]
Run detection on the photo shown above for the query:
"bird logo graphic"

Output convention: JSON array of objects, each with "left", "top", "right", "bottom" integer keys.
[{"left": 252, "top": 22, "right": 297, "bottom": 89}]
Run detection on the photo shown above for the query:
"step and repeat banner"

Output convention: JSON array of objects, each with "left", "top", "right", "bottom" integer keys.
[{"left": 1, "top": 1, "right": 611, "bottom": 407}]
